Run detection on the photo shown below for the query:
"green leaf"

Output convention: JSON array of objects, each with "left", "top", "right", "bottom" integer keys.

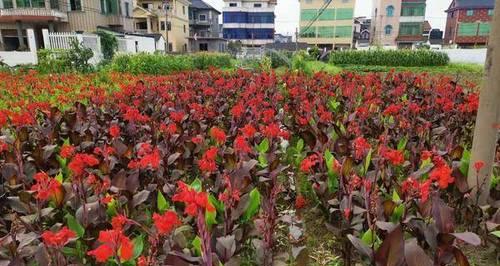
[
  {"left": 209, "top": 194, "right": 224, "bottom": 213},
  {"left": 258, "top": 154, "right": 268, "bottom": 168},
  {"left": 61, "top": 247, "right": 78, "bottom": 257},
  {"left": 205, "top": 209, "right": 217, "bottom": 226},
  {"left": 397, "top": 136, "right": 408, "bottom": 151},
  {"left": 242, "top": 188, "right": 261, "bottom": 222},
  {"left": 392, "top": 190, "right": 401, "bottom": 203},
  {"left": 258, "top": 138, "right": 270, "bottom": 153},
  {"left": 459, "top": 149, "right": 471, "bottom": 177},
  {"left": 106, "top": 198, "right": 118, "bottom": 217},
  {"left": 391, "top": 204, "right": 405, "bottom": 223},
  {"left": 55, "top": 172, "right": 64, "bottom": 183},
  {"left": 157, "top": 191, "right": 169, "bottom": 213},
  {"left": 324, "top": 150, "right": 334, "bottom": 171},
  {"left": 363, "top": 148, "right": 372, "bottom": 175},
  {"left": 191, "top": 178, "right": 202, "bottom": 192},
  {"left": 192, "top": 236, "right": 202, "bottom": 256},
  {"left": 65, "top": 213, "right": 84, "bottom": 238},
  {"left": 296, "top": 139, "right": 304, "bottom": 152},
  {"left": 361, "top": 229, "right": 376, "bottom": 246},
  {"left": 490, "top": 231, "right": 500, "bottom": 238},
  {"left": 132, "top": 235, "right": 145, "bottom": 259},
  {"left": 327, "top": 172, "right": 339, "bottom": 193}
]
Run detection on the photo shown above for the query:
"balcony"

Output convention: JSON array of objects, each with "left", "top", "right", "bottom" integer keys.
[
  {"left": 0, "top": 8, "right": 68, "bottom": 22},
  {"left": 189, "top": 19, "right": 214, "bottom": 26}
]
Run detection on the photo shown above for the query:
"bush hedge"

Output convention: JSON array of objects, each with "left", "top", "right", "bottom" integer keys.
[
  {"left": 110, "top": 52, "right": 233, "bottom": 74},
  {"left": 329, "top": 49, "right": 449, "bottom": 67}
]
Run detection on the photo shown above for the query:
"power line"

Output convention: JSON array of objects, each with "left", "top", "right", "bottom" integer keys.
[{"left": 298, "top": 0, "right": 333, "bottom": 36}]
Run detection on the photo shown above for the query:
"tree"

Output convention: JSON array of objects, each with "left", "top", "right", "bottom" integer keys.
[{"left": 467, "top": 0, "right": 500, "bottom": 204}]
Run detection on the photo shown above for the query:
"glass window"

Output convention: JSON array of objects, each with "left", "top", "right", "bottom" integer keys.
[
  {"left": 317, "top": 26, "right": 334, "bottom": 38},
  {"left": 199, "top": 14, "right": 207, "bottom": 21},
  {"left": 254, "top": 3, "right": 261, "bottom": 7},
  {"left": 300, "top": 26, "right": 316, "bottom": 38},
  {"left": 478, "top": 23, "right": 490, "bottom": 35},
  {"left": 399, "top": 23, "right": 421, "bottom": 36},
  {"left": 336, "top": 8, "right": 353, "bottom": 20},
  {"left": 70, "top": 0, "right": 82, "bottom": 11},
  {"left": 466, "top": 9, "right": 474, "bottom": 16},
  {"left": 229, "top": 3, "right": 236, "bottom": 7},
  {"left": 401, "top": 3, "right": 425, "bottom": 16},
  {"left": 125, "top": 2, "right": 130, "bottom": 17},
  {"left": 301, "top": 9, "right": 317, "bottom": 21},
  {"left": 488, "top": 9, "right": 494, "bottom": 16},
  {"left": 458, "top": 23, "right": 477, "bottom": 36},
  {"left": 385, "top": 25, "right": 392, "bottom": 35},
  {"left": 386, "top": 5, "right": 394, "bottom": 17},
  {"left": 2, "top": 0, "right": 13, "bottom": 8},
  {"left": 182, "top": 6, "right": 185, "bottom": 15},
  {"left": 335, "top": 26, "right": 352, "bottom": 37},
  {"left": 318, "top": 9, "right": 335, "bottom": 21}
]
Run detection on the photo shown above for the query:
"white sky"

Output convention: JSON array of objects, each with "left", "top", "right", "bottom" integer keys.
[{"left": 205, "top": 0, "right": 451, "bottom": 36}]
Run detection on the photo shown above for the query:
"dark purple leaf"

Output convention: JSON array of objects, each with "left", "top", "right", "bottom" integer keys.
[{"left": 375, "top": 225, "right": 405, "bottom": 266}]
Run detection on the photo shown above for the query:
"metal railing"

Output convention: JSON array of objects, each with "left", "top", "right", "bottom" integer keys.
[{"left": 0, "top": 8, "right": 68, "bottom": 21}]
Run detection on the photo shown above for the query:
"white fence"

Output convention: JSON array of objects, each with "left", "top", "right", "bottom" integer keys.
[
  {"left": 42, "top": 29, "right": 103, "bottom": 65},
  {"left": 441, "top": 48, "right": 487, "bottom": 65},
  {"left": 0, "top": 29, "right": 37, "bottom": 66}
]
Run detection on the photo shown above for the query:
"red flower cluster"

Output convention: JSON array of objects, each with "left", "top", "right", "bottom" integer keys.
[
  {"left": 109, "top": 124, "right": 121, "bottom": 138},
  {"left": 123, "top": 107, "right": 149, "bottom": 123},
  {"left": 353, "top": 137, "right": 371, "bottom": 160},
  {"left": 170, "top": 111, "right": 185, "bottom": 123},
  {"left": 31, "top": 172, "right": 63, "bottom": 202},
  {"left": 87, "top": 229, "right": 133, "bottom": 263},
  {"left": 429, "top": 164, "right": 454, "bottom": 189},
  {"left": 295, "top": 195, "right": 307, "bottom": 209},
  {"left": 198, "top": 147, "right": 218, "bottom": 173},
  {"left": 240, "top": 124, "right": 257, "bottom": 138},
  {"left": 41, "top": 227, "right": 76, "bottom": 248},
  {"left": 234, "top": 135, "right": 252, "bottom": 153},
  {"left": 68, "top": 153, "right": 99, "bottom": 176},
  {"left": 380, "top": 147, "right": 404, "bottom": 166},
  {"left": 401, "top": 177, "right": 431, "bottom": 202},
  {"left": 152, "top": 211, "right": 180, "bottom": 235},
  {"left": 59, "top": 144, "right": 75, "bottom": 159},
  {"left": 0, "top": 140, "right": 8, "bottom": 153},
  {"left": 300, "top": 154, "right": 320, "bottom": 173},
  {"left": 210, "top": 127, "right": 226, "bottom": 144},
  {"left": 128, "top": 145, "right": 161, "bottom": 170},
  {"left": 219, "top": 174, "right": 241, "bottom": 205},
  {"left": 172, "top": 181, "right": 215, "bottom": 216}
]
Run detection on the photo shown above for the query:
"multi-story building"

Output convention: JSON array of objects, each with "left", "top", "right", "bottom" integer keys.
[
  {"left": 188, "top": 0, "right": 226, "bottom": 52},
  {"left": 444, "top": 0, "right": 495, "bottom": 48},
  {"left": 353, "top": 16, "right": 371, "bottom": 48},
  {"left": 298, "top": 0, "right": 356, "bottom": 50},
  {"left": 371, "top": 0, "right": 427, "bottom": 48},
  {"left": 133, "top": 0, "right": 190, "bottom": 52},
  {"left": 222, "top": 0, "right": 276, "bottom": 47},
  {"left": 0, "top": 0, "right": 133, "bottom": 51}
]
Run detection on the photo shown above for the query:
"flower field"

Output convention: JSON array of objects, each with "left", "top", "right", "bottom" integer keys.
[{"left": 0, "top": 69, "right": 498, "bottom": 266}]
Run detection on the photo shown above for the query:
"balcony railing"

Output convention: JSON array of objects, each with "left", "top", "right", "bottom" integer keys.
[
  {"left": 189, "top": 19, "right": 214, "bottom": 26},
  {"left": 0, "top": 8, "right": 68, "bottom": 22}
]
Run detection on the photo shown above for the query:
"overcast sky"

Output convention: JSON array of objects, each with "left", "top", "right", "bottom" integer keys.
[{"left": 205, "top": 0, "right": 451, "bottom": 36}]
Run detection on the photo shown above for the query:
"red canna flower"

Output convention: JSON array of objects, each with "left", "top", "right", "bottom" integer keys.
[
  {"left": 343, "top": 208, "right": 351, "bottom": 219},
  {"left": 138, "top": 256, "right": 149, "bottom": 266},
  {"left": 421, "top": 150, "right": 432, "bottom": 161},
  {"left": 109, "top": 124, "right": 120, "bottom": 138},
  {"left": 152, "top": 211, "right": 180, "bottom": 235},
  {"left": 218, "top": 174, "right": 240, "bottom": 205},
  {"left": 300, "top": 154, "right": 320, "bottom": 173},
  {"left": 172, "top": 181, "right": 215, "bottom": 217},
  {"left": 198, "top": 147, "right": 218, "bottom": 173},
  {"left": 380, "top": 147, "right": 404, "bottom": 166},
  {"left": 59, "top": 144, "right": 75, "bottom": 159},
  {"left": 128, "top": 148, "right": 161, "bottom": 170},
  {"left": 68, "top": 153, "right": 99, "bottom": 176},
  {"left": 429, "top": 164, "right": 454, "bottom": 189},
  {"left": 87, "top": 229, "right": 134, "bottom": 263},
  {"left": 353, "top": 137, "right": 371, "bottom": 160},
  {"left": 41, "top": 227, "right": 76, "bottom": 248},
  {"left": 295, "top": 195, "right": 307, "bottom": 209},
  {"left": 111, "top": 214, "right": 129, "bottom": 230},
  {"left": 231, "top": 103, "right": 245, "bottom": 119},
  {"left": 240, "top": 124, "right": 257, "bottom": 138},
  {"left": 474, "top": 161, "right": 485, "bottom": 172},
  {"left": 31, "top": 172, "right": 63, "bottom": 203},
  {"left": 210, "top": 127, "right": 226, "bottom": 144},
  {"left": 234, "top": 135, "right": 252, "bottom": 153},
  {"left": 191, "top": 135, "right": 203, "bottom": 144},
  {"left": 170, "top": 111, "right": 185, "bottom": 123},
  {"left": 123, "top": 107, "right": 149, "bottom": 123}
]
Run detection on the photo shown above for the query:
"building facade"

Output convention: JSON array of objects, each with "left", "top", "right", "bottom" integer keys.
[
  {"left": 188, "top": 0, "right": 226, "bottom": 52},
  {"left": 353, "top": 16, "right": 370, "bottom": 48},
  {"left": 298, "top": 0, "right": 356, "bottom": 50},
  {"left": 222, "top": 0, "right": 276, "bottom": 47},
  {"left": 0, "top": 0, "right": 133, "bottom": 51},
  {"left": 371, "top": 0, "right": 426, "bottom": 48},
  {"left": 133, "top": 0, "right": 190, "bottom": 52},
  {"left": 444, "top": 0, "right": 495, "bottom": 48}
]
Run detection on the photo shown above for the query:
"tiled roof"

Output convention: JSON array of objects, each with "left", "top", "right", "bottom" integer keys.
[
  {"left": 191, "top": 0, "right": 220, "bottom": 13},
  {"left": 448, "top": 0, "right": 495, "bottom": 11}
]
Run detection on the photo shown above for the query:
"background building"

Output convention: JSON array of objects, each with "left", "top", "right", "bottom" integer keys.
[
  {"left": 188, "top": 0, "right": 226, "bottom": 52},
  {"left": 0, "top": 0, "right": 133, "bottom": 51},
  {"left": 444, "top": 0, "right": 495, "bottom": 48},
  {"left": 274, "top": 33, "right": 292, "bottom": 43},
  {"left": 222, "top": 0, "right": 277, "bottom": 47},
  {"left": 298, "top": 0, "right": 356, "bottom": 50},
  {"left": 371, "top": 0, "right": 426, "bottom": 49},
  {"left": 353, "top": 16, "right": 371, "bottom": 48},
  {"left": 133, "top": 0, "right": 190, "bottom": 52}
]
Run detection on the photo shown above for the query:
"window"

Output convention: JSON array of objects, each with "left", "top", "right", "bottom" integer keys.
[
  {"left": 399, "top": 23, "right": 421, "bottom": 36},
  {"left": 478, "top": 23, "right": 490, "bottom": 35},
  {"left": 301, "top": 9, "right": 317, "bottom": 21},
  {"left": 317, "top": 26, "right": 334, "bottom": 38},
  {"left": 466, "top": 9, "right": 474, "bottom": 16},
  {"left": 300, "top": 26, "right": 316, "bottom": 38},
  {"left": 50, "top": 0, "right": 59, "bottom": 8},
  {"left": 318, "top": 9, "right": 335, "bottom": 21},
  {"left": 254, "top": 3, "right": 261, "bottom": 7},
  {"left": 229, "top": 2, "right": 236, "bottom": 7},
  {"left": 488, "top": 9, "right": 494, "bottom": 16},
  {"left": 401, "top": 3, "right": 425, "bottom": 16},
  {"left": 199, "top": 43, "right": 208, "bottom": 51},
  {"left": 125, "top": 2, "right": 130, "bottom": 17},
  {"left": 336, "top": 8, "right": 353, "bottom": 20},
  {"left": 160, "top": 21, "right": 172, "bottom": 31},
  {"left": 69, "top": 0, "right": 82, "bottom": 10},
  {"left": 199, "top": 14, "right": 207, "bottom": 21},
  {"left": 183, "top": 44, "right": 187, "bottom": 52},
  {"left": 450, "top": 11, "right": 454, "bottom": 18},
  {"left": 136, "top": 21, "right": 148, "bottom": 30},
  {"left": 141, "top": 3, "right": 148, "bottom": 9},
  {"left": 458, "top": 23, "right": 477, "bottom": 36},
  {"left": 386, "top": 5, "right": 394, "bottom": 17},
  {"left": 183, "top": 24, "right": 186, "bottom": 33},
  {"left": 335, "top": 26, "right": 352, "bottom": 37},
  {"left": 384, "top": 25, "right": 392, "bottom": 35},
  {"left": 182, "top": 6, "right": 185, "bottom": 15}
]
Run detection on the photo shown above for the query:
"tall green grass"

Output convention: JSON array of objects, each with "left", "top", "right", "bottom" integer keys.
[{"left": 330, "top": 49, "right": 449, "bottom": 67}]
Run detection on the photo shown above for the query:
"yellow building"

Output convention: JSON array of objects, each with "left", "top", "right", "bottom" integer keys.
[
  {"left": 298, "top": 0, "right": 356, "bottom": 50},
  {"left": 133, "top": 0, "right": 190, "bottom": 52}
]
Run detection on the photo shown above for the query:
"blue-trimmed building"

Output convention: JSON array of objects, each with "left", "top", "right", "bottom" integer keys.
[{"left": 222, "top": 0, "right": 277, "bottom": 46}]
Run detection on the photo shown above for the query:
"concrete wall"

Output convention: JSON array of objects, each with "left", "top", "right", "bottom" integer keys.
[
  {"left": 371, "top": 0, "right": 401, "bottom": 46},
  {"left": 442, "top": 48, "right": 487, "bottom": 64},
  {"left": 0, "top": 28, "right": 37, "bottom": 66}
]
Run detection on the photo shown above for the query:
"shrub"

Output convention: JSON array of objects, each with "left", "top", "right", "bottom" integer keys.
[
  {"left": 96, "top": 30, "right": 118, "bottom": 61},
  {"left": 330, "top": 49, "right": 449, "bottom": 67},
  {"left": 37, "top": 39, "right": 94, "bottom": 73},
  {"left": 265, "top": 50, "right": 293, "bottom": 68},
  {"left": 110, "top": 52, "right": 232, "bottom": 74}
]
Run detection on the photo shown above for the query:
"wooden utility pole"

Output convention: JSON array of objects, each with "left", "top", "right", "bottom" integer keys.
[
  {"left": 467, "top": 0, "right": 500, "bottom": 204},
  {"left": 163, "top": 0, "right": 169, "bottom": 53}
]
